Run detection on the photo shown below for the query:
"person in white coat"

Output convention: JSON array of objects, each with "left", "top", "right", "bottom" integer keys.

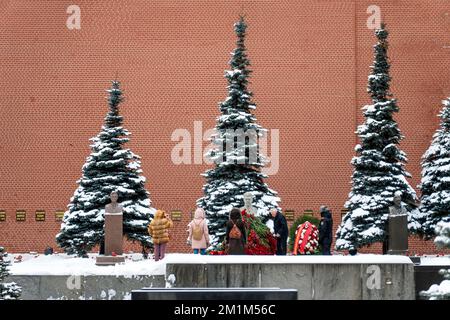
[{"left": 187, "top": 208, "right": 210, "bottom": 255}]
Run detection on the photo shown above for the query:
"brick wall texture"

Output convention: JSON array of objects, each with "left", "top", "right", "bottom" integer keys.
[{"left": 1, "top": 0, "right": 450, "bottom": 255}]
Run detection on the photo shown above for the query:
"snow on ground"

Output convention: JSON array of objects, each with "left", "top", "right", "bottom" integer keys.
[
  {"left": 422, "top": 279, "right": 450, "bottom": 300},
  {"left": 419, "top": 256, "right": 450, "bottom": 266},
  {"left": 164, "top": 253, "right": 414, "bottom": 264},
  {"left": 7, "top": 253, "right": 450, "bottom": 277},
  {"left": 9, "top": 253, "right": 165, "bottom": 276}
]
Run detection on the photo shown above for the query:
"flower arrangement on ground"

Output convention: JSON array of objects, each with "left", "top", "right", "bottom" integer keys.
[{"left": 292, "top": 221, "right": 319, "bottom": 255}]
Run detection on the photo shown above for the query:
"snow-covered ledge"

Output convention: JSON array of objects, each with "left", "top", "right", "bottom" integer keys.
[
  {"left": 6, "top": 253, "right": 416, "bottom": 300},
  {"left": 164, "top": 253, "right": 413, "bottom": 265},
  {"left": 6, "top": 253, "right": 166, "bottom": 300},
  {"left": 9, "top": 253, "right": 165, "bottom": 276}
]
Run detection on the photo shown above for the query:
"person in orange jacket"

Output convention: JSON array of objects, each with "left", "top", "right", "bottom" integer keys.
[{"left": 148, "top": 210, "right": 173, "bottom": 261}]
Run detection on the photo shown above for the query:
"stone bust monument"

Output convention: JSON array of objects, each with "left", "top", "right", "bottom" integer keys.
[
  {"left": 97, "top": 190, "right": 125, "bottom": 265},
  {"left": 241, "top": 192, "right": 257, "bottom": 215},
  {"left": 105, "top": 191, "right": 123, "bottom": 214},
  {"left": 389, "top": 191, "right": 407, "bottom": 216},
  {"left": 387, "top": 191, "right": 408, "bottom": 255}
]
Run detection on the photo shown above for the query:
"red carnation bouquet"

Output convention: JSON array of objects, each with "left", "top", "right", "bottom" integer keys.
[
  {"left": 241, "top": 210, "right": 277, "bottom": 255},
  {"left": 292, "top": 221, "right": 319, "bottom": 255},
  {"left": 208, "top": 210, "right": 277, "bottom": 255}
]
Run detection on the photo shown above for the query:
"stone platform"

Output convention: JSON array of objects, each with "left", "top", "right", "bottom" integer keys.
[
  {"left": 164, "top": 255, "right": 415, "bottom": 300},
  {"left": 7, "top": 254, "right": 417, "bottom": 300},
  {"left": 6, "top": 274, "right": 165, "bottom": 300}
]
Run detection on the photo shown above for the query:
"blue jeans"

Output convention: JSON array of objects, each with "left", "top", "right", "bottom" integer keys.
[{"left": 193, "top": 249, "right": 206, "bottom": 255}]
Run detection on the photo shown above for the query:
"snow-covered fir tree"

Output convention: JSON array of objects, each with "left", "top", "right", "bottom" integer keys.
[
  {"left": 418, "top": 98, "right": 450, "bottom": 238},
  {"left": 197, "top": 16, "right": 280, "bottom": 248},
  {"left": 335, "top": 24, "right": 421, "bottom": 251},
  {"left": 0, "top": 247, "right": 21, "bottom": 300},
  {"left": 435, "top": 221, "right": 450, "bottom": 249},
  {"left": 420, "top": 222, "right": 450, "bottom": 299},
  {"left": 56, "top": 80, "right": 155, "bottom": 257}
]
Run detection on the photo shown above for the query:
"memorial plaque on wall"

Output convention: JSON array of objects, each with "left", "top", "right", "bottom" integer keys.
[
  {"left": 341, "top": 209, "right": 349, "bottom": 220},
  {"left": 0, "top": 210, "right": 5, "bottom": 222},
  {"left": 16, "top": 210, "right": 26, "bottom": 222},
  {"left": 284, "top": 209, "right": 294, "bottom": 220},
  {"left": 303, "top": 209, "right": 314, "bottom": 216},
  {"left": 55, "top": 211, "right": 64, "bottom": 222},
  {"left": 171, "top": 210, "right": 182, "bottom": 221},
  {"left": 35, "top": 210, "right": 46, "bottom": 222}
]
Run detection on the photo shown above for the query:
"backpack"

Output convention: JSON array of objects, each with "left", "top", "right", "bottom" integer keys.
[
  {"left": 192, "top": 221, "right": 204, "bottom": 241},
  {"left": 229, "top": 222, "right": 242, "bottom": 239}
]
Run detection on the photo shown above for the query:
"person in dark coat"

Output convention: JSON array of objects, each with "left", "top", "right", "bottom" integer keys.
[
  {"left": 319, "top": 206, "right": 333, "bottom": 255},
  {"left": 271, "top": 209, "right": 288, "bottom": 255},
  {"left": 226, "top": 208, "right": 247, "bottom": 255}
]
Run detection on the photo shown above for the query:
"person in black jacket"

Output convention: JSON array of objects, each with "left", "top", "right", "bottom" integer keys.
[
  {"left": 271, "top": 209, "right": 288, "bottom": 255},
  {"left": 226, "top": 208, "right": 247, "bottom": 255},
  {"left": 319, "top": 206, "right": 333, "bottom": 255}
]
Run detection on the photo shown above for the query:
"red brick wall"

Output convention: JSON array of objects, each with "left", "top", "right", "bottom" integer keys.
[{"left": 0, "top": 0, "right": 449, "bottom": 255}]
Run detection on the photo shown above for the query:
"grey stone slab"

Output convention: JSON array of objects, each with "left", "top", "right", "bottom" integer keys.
[
  {"left": 83, "top": 275, "right": 165, "bottom": 300},
  {"left": 6, "top": 274, "right": 165, "bottom": 300},
  {"left": 260, "top": 264, "right": 313, "bottom": 300},
  {"left": 6, "top": 260, "right": 414, "bottom": 300},
  {"left": 312, "top": 264, "right": 362, "bottom": 300},
  {"left": 361, "top": 264, "right": 415, "bottom": 300},
  {"left": 6, "top": 275, "right": 40, "bottom": 300},
  {"left": 83, "top": 275, "right": 121, "bottom": 299},
  {"left": 205, "top": 263, "right": 228, "bottom": 287},
  {"left": 39, "top": 275, "right": 84, "bottom": 300},
  {"left": 165, "top": 261, "right": 414, "bottom": 300},
  {"left": 396, "top": 264, "right": 415, "bottom": 300},
  {"left": 225, "top": 264, "right": 260, "bottom": 288},
  {"left": 166, "top": 264, "right": 207, "bottom": 288},
  {"left": 148, "top": 275, "right": 166, "bottom": 288}
]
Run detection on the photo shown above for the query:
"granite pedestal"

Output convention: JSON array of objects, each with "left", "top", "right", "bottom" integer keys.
[
  {"left": 96, "top": 213, "right": 125, "bottom": 266},
  {"left": 388, "top": 214, "right": 408, "bottom": 255}
]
